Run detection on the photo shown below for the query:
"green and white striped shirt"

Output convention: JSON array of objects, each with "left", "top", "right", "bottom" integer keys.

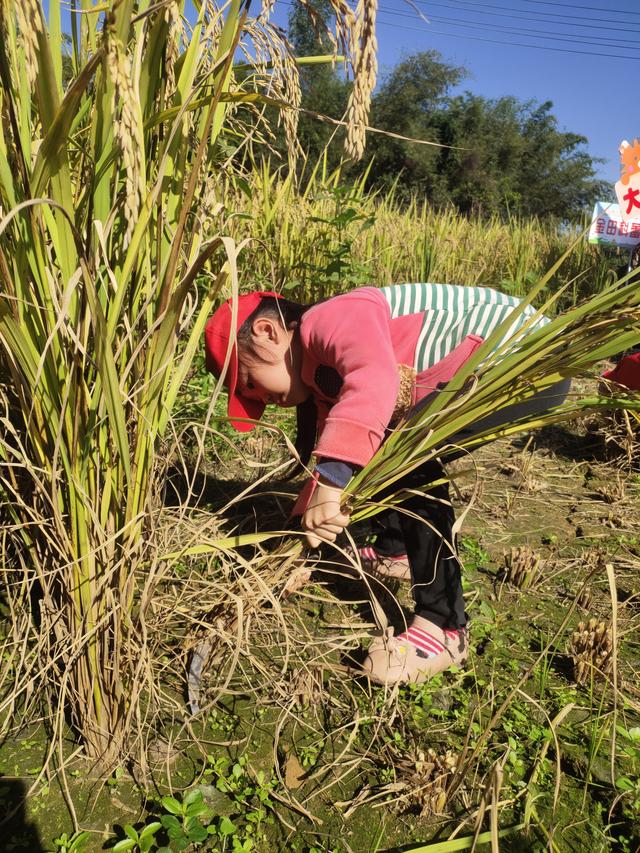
[{"left": 380, "top": 282, "right": 549, "bottom": 371}]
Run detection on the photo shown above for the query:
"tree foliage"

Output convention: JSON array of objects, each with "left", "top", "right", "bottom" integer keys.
[
  {"left": 427, "top": 94, "right": 606, "bottom": 219},
  {"left": 365, "top": 52, "right": 606, "bottom": 219},
  {"left": 287, "top": 0, "right": 350, "bottom": 168},
  {"left": 365, "top": 51, "right": 465, "bottom": 202},
  {"left": 284, "top": 31, "right": 606, "bottom": 220}
]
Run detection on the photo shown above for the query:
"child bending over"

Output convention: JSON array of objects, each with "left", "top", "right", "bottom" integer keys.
[{"left": 204, "top": 284, "right": 570, "bottom": 686}]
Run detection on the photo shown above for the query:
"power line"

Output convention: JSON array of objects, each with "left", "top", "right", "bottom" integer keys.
[
  {"left": 446, "top": 0, "right": 640, "bottom": 18},
  {"left": 400, "top": 10, "right": 640, "bottom": 50},
  {"left": 412, "top": 0, "right": 640, "bottom": 34},
  {"left": 374, "top": 12, "right": 640, "bottom": 60},
  {"left": 279, "top": 0, "right": 640, "bottom": 62},
  {"left": 516, "top": 0, "right": 640, "bottom": 17}
]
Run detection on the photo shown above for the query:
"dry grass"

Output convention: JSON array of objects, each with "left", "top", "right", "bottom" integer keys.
[{"left": 598, "top": 408, "right": 640, "bottom": 468}]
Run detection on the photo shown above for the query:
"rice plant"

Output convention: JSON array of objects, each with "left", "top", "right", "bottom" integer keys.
[
  {"left": 220, "top": 160, "right": 619, "bottom": 306},
  {"left": 0, "top": 0, "right": 377, "bottom": 766}
]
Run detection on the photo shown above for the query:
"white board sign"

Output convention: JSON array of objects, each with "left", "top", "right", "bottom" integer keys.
[
  {"left": 615, "top": 139, "right": 640, "bottom": 223},
  {"left": 615, "top": 172, "right": 640, "bottom": 224},
  {"left": 588, "top": 201, "right": 640, "bottom": 247}
]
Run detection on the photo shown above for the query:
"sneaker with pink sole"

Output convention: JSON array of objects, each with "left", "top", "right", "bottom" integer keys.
[
  {"left": 352, "top": 545, "right": 411, "bottom": 581},
  {"left": 361, "top": 615, "right": 469, "bottom": 685},
  {"left": 283, "top": 545, "right": 410, "bottom": 597}
]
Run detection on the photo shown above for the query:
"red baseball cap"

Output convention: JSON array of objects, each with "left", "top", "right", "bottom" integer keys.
[{"left": 204, "top": 291, "right": 283, "bottom": 432}]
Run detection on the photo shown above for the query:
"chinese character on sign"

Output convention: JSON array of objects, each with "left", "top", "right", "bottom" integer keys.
[
  {"left": 615, "top": 140, "right": 640, "bottom": 223},
  {"left": 588, "top": 201, "right": 640, "bottom": 246},
  {"left": 623, "top": 187, "right": 640, "bottom": 215}
]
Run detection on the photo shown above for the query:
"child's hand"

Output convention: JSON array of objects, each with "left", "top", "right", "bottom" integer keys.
[{"left": 302, "top": 478, "right": 350, "bottom": 549}]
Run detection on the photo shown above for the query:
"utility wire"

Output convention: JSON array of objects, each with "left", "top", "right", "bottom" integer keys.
[
  {"left": 373, "top": 8, "right": 640, "bottom": 59},
  {"left": 392, "top": 9, "right": 640, "bottom": 50},
  {"left": 516, "top": 0, "right": 640, "bottom": 18},
  {"left": 410, "top": 0, "right": 640, "bottom": 34},
  {"left": 279, "top": 0, "right": 640, "bottom": 61}
]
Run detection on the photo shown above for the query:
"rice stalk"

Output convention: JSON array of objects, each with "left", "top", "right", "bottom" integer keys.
[
  {"left": 503, "top": 545, "right": 544, "bottom": 591},
  {"left": 0, "top": 0, "right": 366, "bottom": 769},
  {"left": 569, "top": 618, "right": 614, "bottom": 685}
]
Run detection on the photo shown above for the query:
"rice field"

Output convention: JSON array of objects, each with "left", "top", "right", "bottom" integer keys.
[
  {"left": 1, "top": 2, "right": 640, "bottom": 852},
  {"left": 221, "top": 162, "right": 621, "bottom": 308}
]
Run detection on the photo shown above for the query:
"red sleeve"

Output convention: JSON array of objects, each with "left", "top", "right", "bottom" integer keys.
[{"left": 302, "top": 288, "right": 400, "bottom": 467}]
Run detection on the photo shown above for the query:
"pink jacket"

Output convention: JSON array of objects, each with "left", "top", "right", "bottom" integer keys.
[{"left": 298, "top": 287, "right": 482, "bottom": 468}]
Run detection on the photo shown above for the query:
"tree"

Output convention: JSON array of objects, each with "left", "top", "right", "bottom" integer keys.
[
  {"left": 517, "top": 100, "right": 606, "bottom": 218},
  {"left": 287, "top": 0, "right": 350, "bottom": 168},
  {"left": 432, "top": 94, "right": 606, "bottom": 219},
  {"left": 366, "top": 51, "right": 467, "bottom": 198},
  {"left": 362, "top": 51, "right": 604, "bottom": 219}
]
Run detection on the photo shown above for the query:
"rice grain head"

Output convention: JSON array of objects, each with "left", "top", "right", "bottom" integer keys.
[
  {"left": 106, "top": 15, "right": 144, "bottom": 248},
  {"left": 329, "top": 0, "right": 357, "bottom": 60},
  {"left": 15, "top": 0, "right": 43, "bottom": 88},
  {"left": 280, "top": 40, "right": 302, "bottom": 168},
  {"left": 294, "top": 0, "right": 340, "bottom": 56},
  {"left": 247, "top": 20, "right": 303, "bottom": 166},
  {"left": 164, "top": 0, "right": 181, "bottom": 100},
  {"left": 345, "top": 0, "right": 378, "bottom": 161},
  {"left": 259, "top": 0, "right": 277, "bottom": 21}
]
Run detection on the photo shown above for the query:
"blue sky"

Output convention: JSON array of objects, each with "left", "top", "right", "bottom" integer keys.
[
  {"left": 48, "top": 0, "right": 638, "bottom": 187},
  {"left": 269, "top": 0, "right": 639, "bottom": 187}
]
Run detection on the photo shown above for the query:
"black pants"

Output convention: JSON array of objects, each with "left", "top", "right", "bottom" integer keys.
[{"left": 371, "top": 379, "right": 572, "bottom": 629}]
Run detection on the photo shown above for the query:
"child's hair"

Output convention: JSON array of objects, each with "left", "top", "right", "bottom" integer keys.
[{"left": 235, "top": 294, "right": 317, "bottom": 473}]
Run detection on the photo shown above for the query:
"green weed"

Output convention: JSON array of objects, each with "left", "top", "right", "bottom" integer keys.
[{"left": 46, "top": 832, "right": 92, "bottom": 853}]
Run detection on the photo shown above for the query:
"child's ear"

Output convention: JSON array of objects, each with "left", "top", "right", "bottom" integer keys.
[{"left": 251, "top": 317, "right": 282, "bottom": 344}]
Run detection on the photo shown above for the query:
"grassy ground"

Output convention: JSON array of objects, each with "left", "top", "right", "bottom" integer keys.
[{"left": 2, "top": 404, "right": 639, "bottom": 853}]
